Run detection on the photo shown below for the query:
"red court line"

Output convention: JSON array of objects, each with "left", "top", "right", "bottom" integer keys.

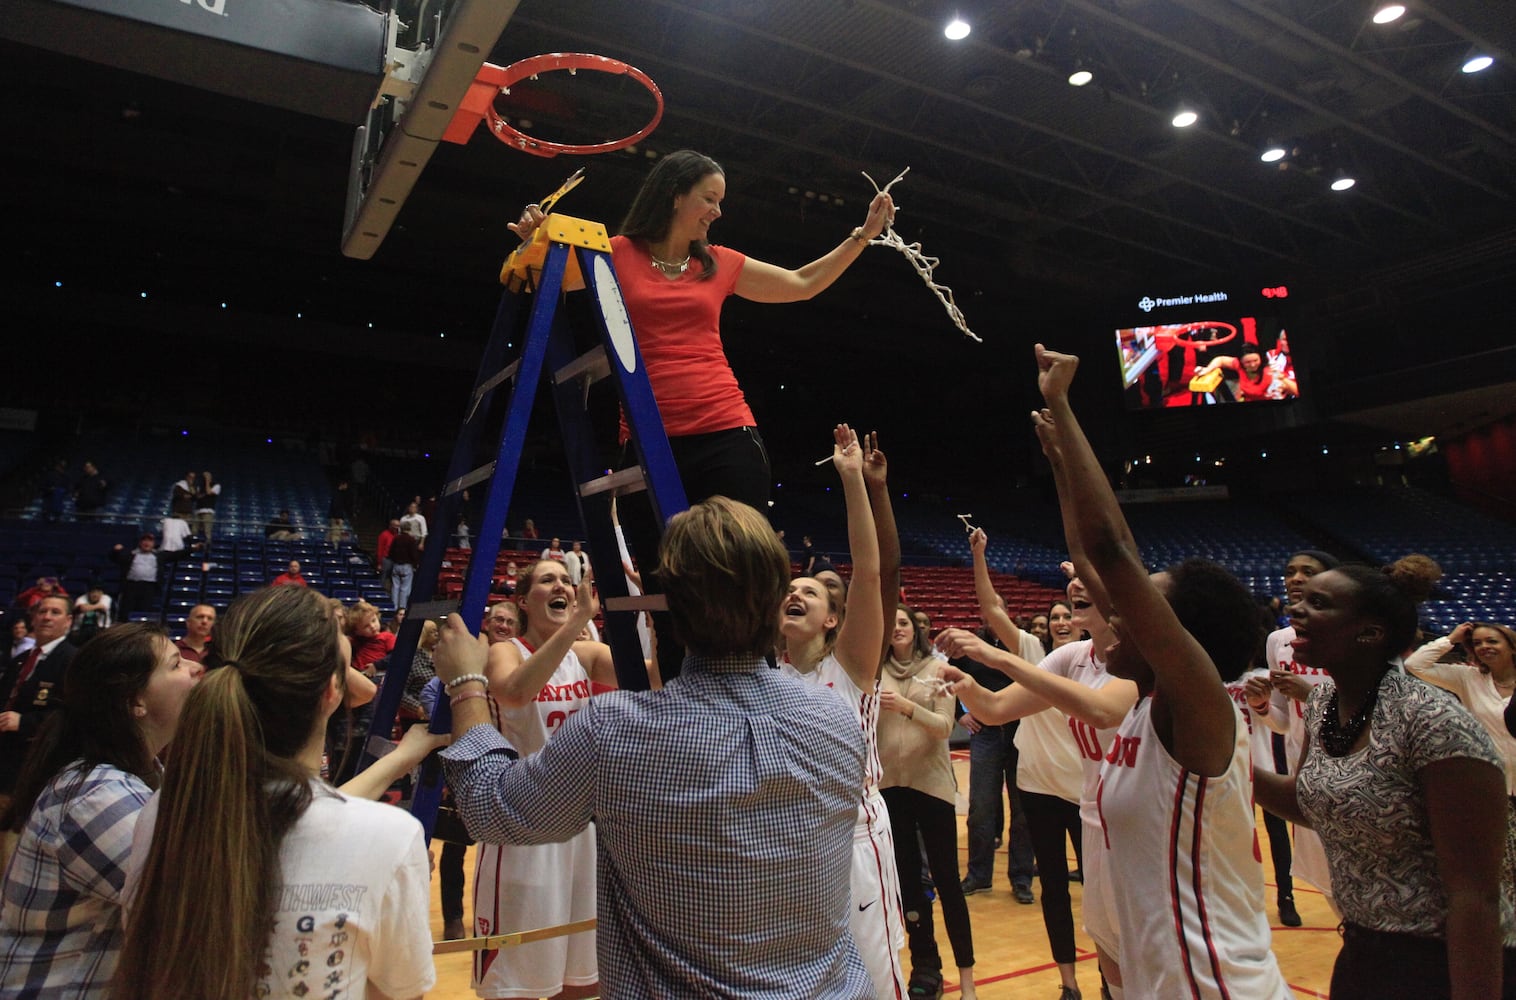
[
  {"left": 1289, "top": 985, "right": 1329, "bottom": 998},
  {"left": 943, "top": 953, "right": 1099, "bottom": 992}
]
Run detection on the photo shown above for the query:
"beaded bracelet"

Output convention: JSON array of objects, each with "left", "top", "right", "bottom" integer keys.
[
  {"left": 445, "top": 673, "right": 489, "bottom": 691},
  {"left": 450, "top": 690, "right": 489, "bottom": 709}
]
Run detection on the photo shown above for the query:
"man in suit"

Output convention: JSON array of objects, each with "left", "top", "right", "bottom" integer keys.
[{"left": 0, "top": 594, "right": 78, "bottom": 867}]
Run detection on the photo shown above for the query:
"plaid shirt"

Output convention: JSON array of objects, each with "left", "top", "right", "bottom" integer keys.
[
  {"left": 0, "top": 763, "right": 152, "bottom": 999},
  {"left": 442, "top": 654, "right": 874, "bottom": 998}
]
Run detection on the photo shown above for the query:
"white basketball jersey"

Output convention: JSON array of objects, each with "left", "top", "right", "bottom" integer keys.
[
  {"left": 1098, "top": 696, "right": 1291, "bottom": 999},
  {"left": 492, "top": 638, "right": 594, "bottom": 757},
  {"left": 1264, "top": 625, "right": 1335, "bottom": 899}
]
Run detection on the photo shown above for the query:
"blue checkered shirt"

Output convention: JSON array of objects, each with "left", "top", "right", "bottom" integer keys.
[
  {"left": 0, "top": 763, "right": 151, "bottom": 999},
  {"left": 442, "top": 654, "right": 874, "bottom": 998}
]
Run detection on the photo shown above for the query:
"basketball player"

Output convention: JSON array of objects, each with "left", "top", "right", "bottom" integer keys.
[{"left": 779, "top": 425, "right": 904, "bottom": 999}]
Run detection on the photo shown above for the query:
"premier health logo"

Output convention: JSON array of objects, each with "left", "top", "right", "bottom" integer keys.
[{"left": 1138, "top": 296, "right": 1157, "bottom": 312}]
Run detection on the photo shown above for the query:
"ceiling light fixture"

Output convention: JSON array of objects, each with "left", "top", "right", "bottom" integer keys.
[
  {"left": 1172, "top": 108, "right": 1199, "bottom": 128},
  {"left": 1371, "top": 5, "right": 1405, "bottom": 24},
  {"left": 1462, "top": 54, "right": 1494, "bottom": 74},
  {"left": 1331, "top": 172, "right": 1357, "bottom": 192},
  {"left": 1260, "top": 145, "right": 1288, "bottom": 163},
  {"left": 1068, "top": 59, "right": 1093, "bottom": 86},
  {"left": 944, "top": 16, "right": 971, "bottom": 41}
]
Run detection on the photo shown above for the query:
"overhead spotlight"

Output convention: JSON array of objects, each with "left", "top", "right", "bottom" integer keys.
[
  {"left": 1462, "top": 54, "right": 1494, "bottom": 74},
  {"left": 1068, "top": 60, "right": 1093, "bottom": 86},
  {"left": 1171, "top": 108, "right": 1199, "bottom": 128},
  {"left": 1260, "top": 145, "right": 1288, "bottom": 163},
  {"left": 944, "top": 15, "right": 971, "bottom": 40},
  {"left": 1371, "top": 4, "right": 1405, "bottom": 24},
  {"left": 1331, "top": 171, "right": 1357, "bottom": 191}
]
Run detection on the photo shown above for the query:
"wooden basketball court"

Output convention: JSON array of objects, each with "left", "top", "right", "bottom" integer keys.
[{"left": 422, "top": 757, "right": 1340, "bottom": 998}]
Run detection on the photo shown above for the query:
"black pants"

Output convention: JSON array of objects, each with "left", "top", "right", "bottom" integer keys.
[
  {"left": 1262, "top": 731, "right": 1293, "bottom": 897},
  {"left": 882, "top": 786, "right": 975, "bottom": 971},
  {"left": 1020, "top": 789, "right": 1084, "bottom": 965},
  {"left": 440, "top": 841, "right": 467, "bottom": 922},
  {"left": 118, "top": 579, "right": 160, "bottom": 618},
  {"left": 618, "top": 426, "right": 771, "bottom": 683},
  {"left": 1332, "top": 923, "right": 1516, "bottom": 999}
]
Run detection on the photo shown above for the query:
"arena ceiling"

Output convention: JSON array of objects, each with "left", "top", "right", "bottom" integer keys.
[{"left": 5, "top": 0, "right": 1514, "bottom": 473}]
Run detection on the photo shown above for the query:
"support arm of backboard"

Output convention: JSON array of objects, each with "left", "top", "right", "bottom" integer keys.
[{"left": 341, "top": 0, "right": 522, "bottom": 260}]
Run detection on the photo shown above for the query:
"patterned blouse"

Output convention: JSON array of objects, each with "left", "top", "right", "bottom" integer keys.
[
  {"left": 1298, "top": 670, "right": 1516, "bottom": 944},
  {"left": 0, "top": 763, "right": 152, "bottom": 999}
]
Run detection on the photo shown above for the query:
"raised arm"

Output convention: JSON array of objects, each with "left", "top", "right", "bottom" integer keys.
[
  {"left": 862, "top": 432, "right": 901, "bottom": 659},
  {"left": 830, "top": 424, "right": 884, "bottom": 690},
  {"left": 732, "top": 193, "right": 894, "bottom": 303},
  {"left": 936, "top": 630, "right": 1136, "bottom": 730},
  {"left": 1032, "top": 345, "right": 1237, "bottom": 777},
  {"left": 969, "top": 529, "right": 1022, "bottom": 651}
]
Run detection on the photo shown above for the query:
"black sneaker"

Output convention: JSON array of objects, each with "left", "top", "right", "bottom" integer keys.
[
  {"left": 1013, "top": 883, "right": 1036, "bottom": 904},
  {"left": 1278, "top": 894, "right": 1302, "bottom": 927},
  {"left": 1069, "top": 868, "right": 1084, "bottom": 883},
  {"left": 907, "top": 968, "right": 944, "bottom": 999},
  {"left": 1057, "top": 987, "right": 1083, "bottom": 1000},
  {"left": 960, "top": 877, "right": 991, "bottom": 896}
]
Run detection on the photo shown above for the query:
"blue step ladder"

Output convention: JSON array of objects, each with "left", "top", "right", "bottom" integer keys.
[{"left": 359, "top": 184, "right": 689, "bottom": 841}]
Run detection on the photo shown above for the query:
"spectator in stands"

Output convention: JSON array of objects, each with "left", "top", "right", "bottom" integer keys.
[
  {"left": 15, "top": 578, "right": 67, "bottom": 613},
  {"left": 169, "top": 471, "right": 196, "bottom": 519},
  {"left": 802, "top": 534, "right": 816, "bottom": 575},
  {"left": 115, "top": 586, "right": 435, "bottom": 1000},
  {"left": 1, "top": 596, "right": 79, "bottom": 863},
  {"left": 542, "top": 536, "right": 567, "bottom": 563},
  {"left": 565, "top": 540, "right": 588, "bottom": 586},
  {"left": 264, "top": 509, "right": 301, "bottom": 540},
  {"left": 158, "top": 511, "right": 193, "bottom": 553},
  {"left": 73, "top": 461, "right": 108, "bottom": 516},
  {"left": 346, "top": 602, "right": 396, "bottom": 678},
  {"left": 40, "top": 460, "right": 69, "bottom": 522},
  {"left": 192, "top": 470, "right": 220, "bottom": 542},
  {"left": 174, "top": 605, "right": 216, "bottom": 664},
  {"left": 0, "top": 624, "right": 201, "bottom": 997},
  {"left": 271, "top": 560, "right": 308, "bottom": 587},
  {"left": 399, "top": 500, "right": 427, "bottom": 546},
  {"left": 436, "top": 497, "right": 872, "bottom": 998},
  {"left": 389, "top": 528, "right": 420, "bottom": 611},
  {"left": 72, "top": 585, "right": 113, "bottom": 642},
  {"left": 520, "top": 517, "right": 539, "bottom": 540},
  {"left": 455, "top": 514, "right": 472, "bottom": 551},
  {"left": 328, "top": 479, "right": 354, "bottom": 546},
  {"left": 111, "top": 535, "right": 192, "bottom": 619},
  {"left": 1028, "top": 612, "right": 1051, "bottom": 651},
  {"left": 495, "top": 560, "right": 520, "bottom": 597},
  {"left": 8, "top": 621, "right": 33, "bottom": 662},
  {"left": 385, "top": 607, "right": 407, "bottom": 635},
  {"left": 377, "top": 517, "right": 400, "bottom": 593}
]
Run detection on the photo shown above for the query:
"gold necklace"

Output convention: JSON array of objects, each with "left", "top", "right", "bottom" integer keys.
[{"left": 649, "top": 251, "right": 690, "bottom": 276}]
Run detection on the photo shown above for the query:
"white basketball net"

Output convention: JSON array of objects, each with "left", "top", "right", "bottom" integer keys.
[{"left": 862, "top": 167, "right": 981, "bottom": 343}]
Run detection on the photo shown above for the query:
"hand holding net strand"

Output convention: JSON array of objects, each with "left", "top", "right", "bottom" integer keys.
[{"left": 861, "top": 167, "right": 982, "bottom": 343}]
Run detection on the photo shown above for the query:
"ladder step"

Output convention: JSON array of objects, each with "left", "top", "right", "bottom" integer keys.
[
  {"left": 445, "top": 462, "right": 497, "bottom": 497},
  {"left": 406, "top": 599, "right": 460, "bottom": 621},
  {"left": 465, "top": 360, "right": 522, "bottom": 424},
  {"left": 603, "top": 594, "right": 668, "bottom": 613},
  {"left": 578, "top": 466, "right": 646, "bottom": 498},
  {"left": 554, "top": 345, "right": 610, "bottom": 386}
]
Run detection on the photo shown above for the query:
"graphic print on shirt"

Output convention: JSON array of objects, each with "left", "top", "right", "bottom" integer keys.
[{"left": 257, "top": 895, "right": 363, "bottom": 1000}]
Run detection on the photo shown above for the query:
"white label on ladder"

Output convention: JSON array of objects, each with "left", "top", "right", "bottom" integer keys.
[{"left": 594, "top": 256, "right": 638, "bottom": 374}]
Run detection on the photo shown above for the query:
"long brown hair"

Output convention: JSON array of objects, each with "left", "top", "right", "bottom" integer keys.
[
  {"left": 114, "top": 586, "right": 344, "bottom": 1000},
  {"left": 2, "top": 624, "right": 165, "bottom": 833}
]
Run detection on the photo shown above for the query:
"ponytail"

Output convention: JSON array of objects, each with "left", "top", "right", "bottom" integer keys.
[{"left": 114, "top": 586, "right": 341, "bottom": 1000}]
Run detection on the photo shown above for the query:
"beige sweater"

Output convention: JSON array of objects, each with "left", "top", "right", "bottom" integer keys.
[{"left": 877, "top": 655, "right": 958, "bottom": 804}]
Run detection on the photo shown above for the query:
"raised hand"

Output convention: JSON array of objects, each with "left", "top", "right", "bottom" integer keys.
[
  {"left": 861, "top": 430, "right": 888, "bottom": 491},
  {"left": 832, "top": 423, "right": 863, "bottom": 478},
  {"left": 936, "top": 627, "right": 991, "bottom": 663},
  {"left": 860, "top": 191, "right": 896, "bottom": 240},
  {"left": 507, "top": 202, "right": 548, "bottom": 243},
  {"left": 969, "top": 527, "right": 988, "bottom": 556},
  {"left": 1034, "top": 343, "right": 1080, "bottom": 405}
]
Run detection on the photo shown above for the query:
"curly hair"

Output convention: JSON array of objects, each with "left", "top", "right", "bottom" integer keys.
[{"left": 1163, "top": 559, "right": 1264, "bottom": 682}]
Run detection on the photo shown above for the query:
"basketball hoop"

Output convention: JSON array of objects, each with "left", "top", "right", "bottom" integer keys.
[
  {"left": 444, "top": 53, "right": 664, "bottom": 158},
  {"left": 1167, "top": 321, "right": 1238, "bottom": 346}
]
